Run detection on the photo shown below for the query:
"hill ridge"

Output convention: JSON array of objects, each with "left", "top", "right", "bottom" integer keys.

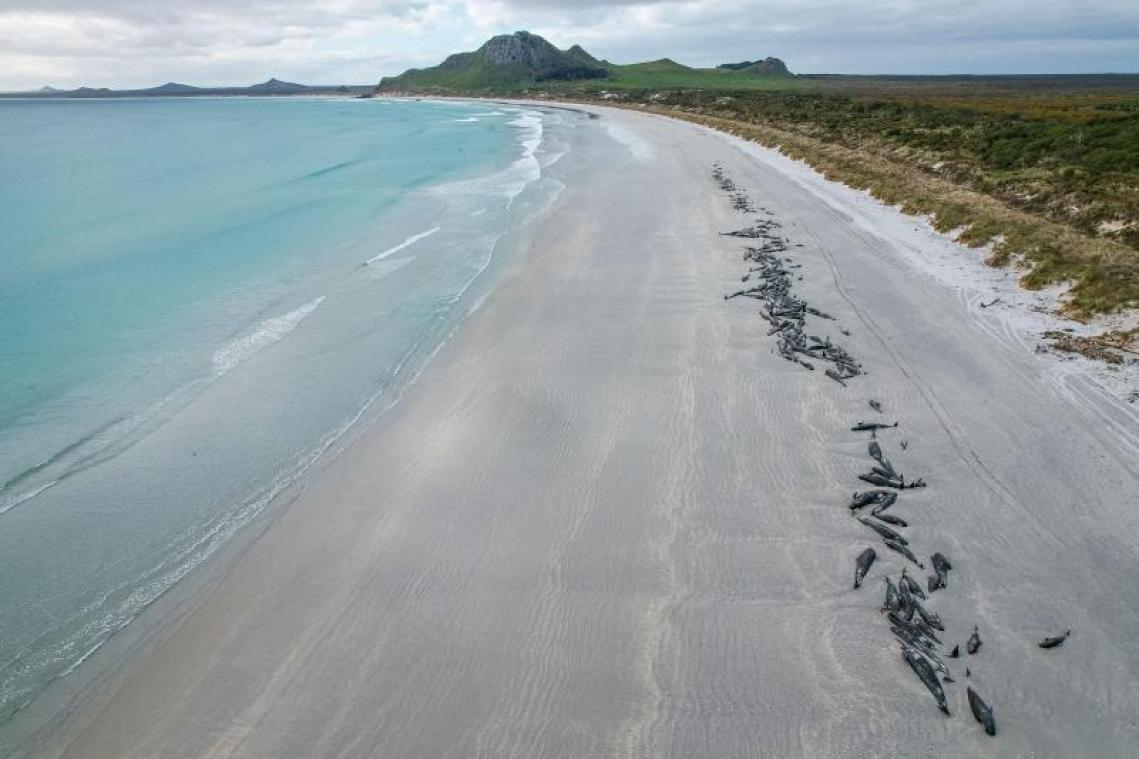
[
  {"left": 380, "top": 31, "right": 609, "bottom": 91},
  {"left": 377, "top": 33, "right": 797, "bottom": 93}
]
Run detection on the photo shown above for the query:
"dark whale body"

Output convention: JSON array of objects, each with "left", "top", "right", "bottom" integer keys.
[
  {"left": 851, "top": 421, "right": 898, "bottom": 432},
  {"left": 967, "top": 687, "right": 997, "bottom": 736},
  {"left": 967, "top": 626, "right": 982, "bottom": 655},
  {"left": 854, "top": 548, "right": 877, "bottom": 588},
  {"left": 928, "top": 552, "right": 952, "bottom": 592},
  {"left": 900, "top": 571, "right": 927, "bottom": 601},
  {"left": 884, "top": 537, "right": 924, "bottom": 567},
  {"left": 903, "top": 646, "right": 950, "bottom": 715},
  {"left": 1039, "top": 630, "right": 1071, "bottom": 649},
  {"left": 883, "top": 577, "right": 900, "bottom": 612}
]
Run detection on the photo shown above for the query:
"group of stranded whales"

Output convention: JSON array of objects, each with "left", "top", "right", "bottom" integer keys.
[
  {"left": 847, "top": 416, "right": 982, "bottom": 720},
  {"left": 852, "top": 396, "right": 1075, "bottom": 737},
  {"left": 715, "top": 164, "right": 861, "bottom": 387},
  {"left": 711, "top": 163, "right": 1072, "bottom": 742}
]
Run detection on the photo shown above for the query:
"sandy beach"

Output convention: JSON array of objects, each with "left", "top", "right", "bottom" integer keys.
[{"left": 26, "top": 104, "right": 1139, "bottom": 758}]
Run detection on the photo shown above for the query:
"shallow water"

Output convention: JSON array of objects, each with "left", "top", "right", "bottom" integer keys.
[{"left": 0, "top": 96, "right": 567, "bottom": 724}]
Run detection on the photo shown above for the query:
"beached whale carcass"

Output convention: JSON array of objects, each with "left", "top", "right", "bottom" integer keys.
[
  {"left": 1039, "top": 630, "right": 1071, "bottom": 649},
  {"left": 967, "top": 687, "right": 997, "bottom": 736},
  {"left": 854, "top": 547, "right": 877, "bottom": 588},
  {"left": 927, "top": 552, "right": 952, "bottom": 592},
  {"left": 902, "top": 645, "right": 951, "bottom": 715},
  {"left": 967, "top": 626, "right": 983, "bottom": 655}
]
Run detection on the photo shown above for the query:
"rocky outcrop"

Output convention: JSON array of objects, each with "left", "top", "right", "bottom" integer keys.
[
  {"left": 380, "top": 31, "right": 609, "bottom": 91},
  {"left": 717, "top": 57, "right": 793, "bottom": 76}
]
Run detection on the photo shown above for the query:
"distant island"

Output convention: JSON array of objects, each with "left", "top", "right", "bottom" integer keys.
[
  {"left": 377, "top": 31, "right": 794, "bottom": 94},
  {"left": 1, "top": 78, "right": 373, "bottom": 99}
]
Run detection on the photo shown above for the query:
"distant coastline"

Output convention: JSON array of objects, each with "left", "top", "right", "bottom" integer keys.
[{"left": 0, "top": 78, "right": 374, "bottom": 99}]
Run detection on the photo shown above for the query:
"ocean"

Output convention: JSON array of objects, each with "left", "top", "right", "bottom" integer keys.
[{"left": 0, "top": 96, "right": 569, "bottom": 726}]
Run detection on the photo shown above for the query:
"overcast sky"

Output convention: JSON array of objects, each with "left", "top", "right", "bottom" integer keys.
[{"left": 1, "top": 0, "right": 1136, "bottom": 90}]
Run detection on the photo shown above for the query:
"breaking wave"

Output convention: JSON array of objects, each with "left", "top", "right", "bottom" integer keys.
[
  {"left": 364, "top": 226, "right": 440, "bottom": 266},
  {"left": 213, "top": 296, "right": 325, "bottom": 375}
]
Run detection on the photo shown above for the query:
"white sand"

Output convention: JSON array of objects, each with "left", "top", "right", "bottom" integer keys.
[{"left": 31, "top": 105, "right": 1139, "bottom": 758}]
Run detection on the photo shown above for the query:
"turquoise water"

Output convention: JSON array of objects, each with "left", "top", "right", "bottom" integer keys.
[{"left": 0, "top": 97, "right": 566, "bottom": 724}]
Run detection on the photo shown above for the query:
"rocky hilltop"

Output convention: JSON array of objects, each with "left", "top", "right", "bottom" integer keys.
[
  {"left": 717, "top": 57, "right": 793, "bottom": 76},
  {"left": 379, "top": 31, "right": 608, "bottom": 91},
  {"left": 376, "top": 33, "right": 797, "bottom": 94},
  {"left": 443, "top": 32, "right": 605, "bottom": 77}
]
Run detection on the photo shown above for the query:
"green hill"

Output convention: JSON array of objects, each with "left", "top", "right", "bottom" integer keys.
[
  {"left": 377, "top": 32, "right": 799, "bottom": 94},
  {"left": 621, "top": 58, "right": 692, "bottom": 74},
  {"left": 603, "top": 60, "right": 797, "bottom": 91},
  {"left": 378, "top": 31, "right": 609, "bottom": 92}
]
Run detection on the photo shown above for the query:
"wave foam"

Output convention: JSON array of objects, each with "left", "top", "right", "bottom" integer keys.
[
  {"left": 213, "top": 296, "right": 325, "bottom": 375},
  {"left": 429, "top": 110, "right": 544, "bottom": 201},
  {"left": 364, "top": 226, "right": 440, "bottom": 266},
  {"left": 0, "top": 480, "right": 58, "bottom": 516}
]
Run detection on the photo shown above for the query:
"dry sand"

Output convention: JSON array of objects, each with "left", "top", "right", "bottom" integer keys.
[{"left": 32, "top": 105, "right": 1139, "bottom": 757}]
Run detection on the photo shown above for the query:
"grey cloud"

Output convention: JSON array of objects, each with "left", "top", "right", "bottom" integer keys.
[
  {"left": 504, "top": 0, "right": 1139, "bottom": 72},
  {"left": 0, "top": 0, "right": 443, "bottom": 71},
  {"left": 0, "top": 0, "right": 1136, "bottom": 90},
  {"left": 0, "top": 0, "right": 438, "bottom": 52},
  {"left": 0, "top": 0, "right": 432, "bottom": 20}
]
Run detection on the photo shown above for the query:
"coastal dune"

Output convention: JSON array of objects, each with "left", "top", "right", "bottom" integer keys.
[{"left": 40, "top": 105, "right": 1139, "bottom": 757}]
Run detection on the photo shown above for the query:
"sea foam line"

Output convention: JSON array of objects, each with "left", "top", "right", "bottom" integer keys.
[
  {"left": 0, "top": 293, "right": 326, "bottom": 518},
  {"left": 0, "top": 111, "right": 540, "bottom": 520},
  {"left": 0, "top": 392, "right": 206, "bottom": 519},
  {"left": 3, "top": 303, "right": 469, "bottom": 719},
  {"left": 363, "top": 226, "right": 441, "bottom": 266},
  {"left": 0, "top": 480, "right": 59, "bottom": 517},
  {"left": 428, "top": 110, "right": 544, "bottom": 201},
  {"left": 213, "top": 296, "right": 325, "bottom": 375}
]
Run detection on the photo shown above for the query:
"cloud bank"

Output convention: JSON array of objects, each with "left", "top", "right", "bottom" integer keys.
[{"left": 0, "top": 0, "right": 1136, "bottom": 90}]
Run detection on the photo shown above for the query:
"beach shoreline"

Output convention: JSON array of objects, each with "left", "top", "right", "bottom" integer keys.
[
  {"left": 0, "top": 99, "right": 576, "bottom": 757},
  {"left": 15, "top": 103, "right": 1139, "bottom": 757}
]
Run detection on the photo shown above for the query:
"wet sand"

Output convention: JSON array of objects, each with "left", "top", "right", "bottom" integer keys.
[{"left": 37, "top": 105, "right": 1139, "bottom": 757}]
